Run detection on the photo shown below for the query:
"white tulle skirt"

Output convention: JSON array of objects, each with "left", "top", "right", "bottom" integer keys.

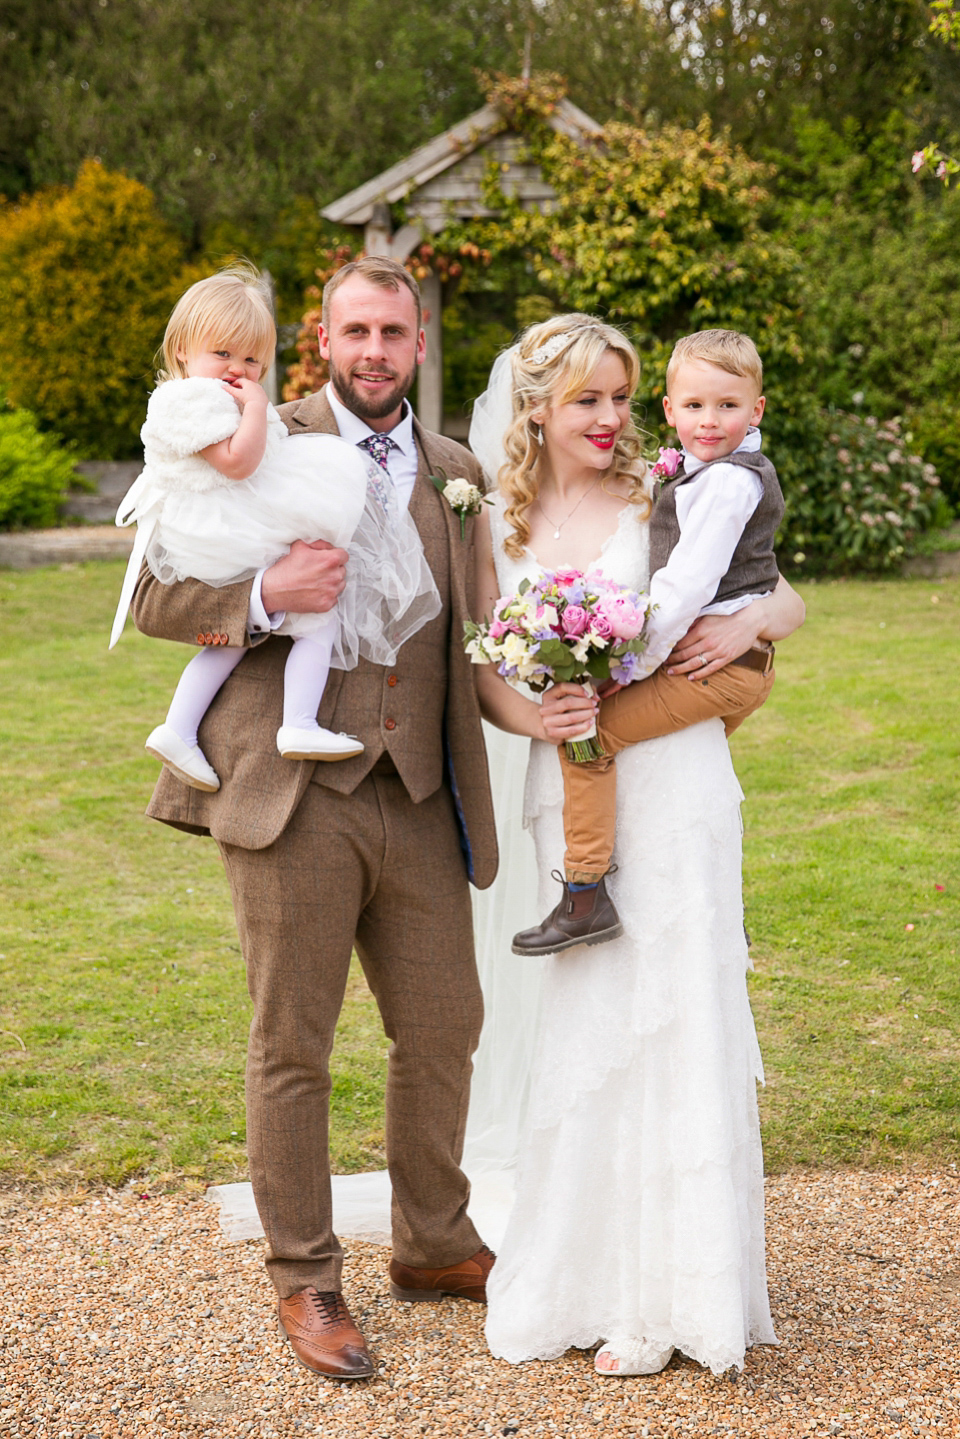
[{"left": 113, "top": 432, "right": 440, "bottom": 667}]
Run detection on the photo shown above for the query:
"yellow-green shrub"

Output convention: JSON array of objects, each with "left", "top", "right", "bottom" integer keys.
[{"left": 0, "top": 162, "right": 195, "bottom": 459}]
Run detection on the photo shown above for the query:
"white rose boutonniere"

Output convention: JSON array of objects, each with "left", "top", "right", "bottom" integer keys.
[{"left": 430, "top": 467, "right": 492, "bottom": 539}]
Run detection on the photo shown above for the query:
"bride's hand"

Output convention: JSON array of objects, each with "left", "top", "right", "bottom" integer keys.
[
  {"left": 538, "top": 683, "right": 599, "bottom": 745},
  {"left": 666, "top": 609, "right": 764, "bottom": 679}
]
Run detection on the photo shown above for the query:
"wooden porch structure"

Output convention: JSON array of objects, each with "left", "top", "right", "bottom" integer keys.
[{"left": 321, "top": 98, "right": 603, "bottom": 435}]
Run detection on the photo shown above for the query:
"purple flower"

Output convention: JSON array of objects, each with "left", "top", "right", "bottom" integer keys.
[{"left": 610, "top": 651, "right": 642, "bottom": 685}]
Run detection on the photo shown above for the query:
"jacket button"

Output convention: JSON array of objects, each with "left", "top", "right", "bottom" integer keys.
[
  {"left": 204, "top": 632, "right": 213, "bottom": 645},
  {"left": 196, "top": 633, "right": 205, "bottom": 645},
  {"left": 211, "top": 633, "right": 221, "bottom": 645},
  {"left": 384, "top": 718, "right": 396, "bottom": 731},
  {"left": 387, "top": 674, "right": 397, "bottom": 687},
  {"left": 220, "top": 633, "right": 229, "bottom": 645}
]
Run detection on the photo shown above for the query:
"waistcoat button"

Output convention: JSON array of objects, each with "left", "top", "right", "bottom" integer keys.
[{"left": 384, "top": 718, "right": 396, "bottom": 731}]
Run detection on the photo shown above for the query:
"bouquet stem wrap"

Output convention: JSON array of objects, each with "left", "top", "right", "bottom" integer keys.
[{"left": 564, "top": 680, "right": 605, "bottom": 764}]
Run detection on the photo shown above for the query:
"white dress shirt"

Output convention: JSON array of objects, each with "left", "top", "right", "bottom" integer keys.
[
  {"left": 636, "top": 427, "right": 772, "bottom": 678},
  {"left": 248, "top": 384, "right": 419, "bottom": 636}
]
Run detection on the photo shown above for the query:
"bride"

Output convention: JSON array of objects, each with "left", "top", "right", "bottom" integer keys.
[{"left": 467, "top": 313, "right": 802, "bottom": 1377}]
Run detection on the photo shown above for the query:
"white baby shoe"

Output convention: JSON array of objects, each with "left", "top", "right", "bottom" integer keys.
[
  {"left": 145, "top": 724, "right": 220, "bottom": 792},
  {"left": 276, "top": 726, "right": 365, "bottom": 761},
  {"left": 594, "top": 1339, "right": 675, "bottom": 1377}
]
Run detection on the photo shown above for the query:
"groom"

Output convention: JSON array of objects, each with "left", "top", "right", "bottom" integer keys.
[{"left": 131, "top": 257, "right": 498, "bottom": 1379}]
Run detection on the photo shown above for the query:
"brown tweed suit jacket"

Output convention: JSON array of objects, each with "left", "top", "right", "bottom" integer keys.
[{"left": 130, "top": 390, "right": 498, "bottom": 889}]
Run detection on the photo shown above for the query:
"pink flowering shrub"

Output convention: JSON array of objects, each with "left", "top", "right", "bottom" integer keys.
[{"left": 781, "top": 410, "right": 946, "bottom": 574}]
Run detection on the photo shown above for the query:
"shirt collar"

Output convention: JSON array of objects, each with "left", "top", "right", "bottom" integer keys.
[
  {"left": 681, "top": 425, "right": 762, "bottom": 476},
  {"left": 325, "top": 383, "right": 416, "bottom": 457}
]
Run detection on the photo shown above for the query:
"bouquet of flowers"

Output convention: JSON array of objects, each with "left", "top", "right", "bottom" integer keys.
[{"left": 464, "top": 569, "right": 652, "bottom": 762}]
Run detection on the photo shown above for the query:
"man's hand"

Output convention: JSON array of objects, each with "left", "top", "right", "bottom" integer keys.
[
  {"left": 260, "top": 540, "right": 348, "bottom": 616},
  {"left": 538, "top": 682, "right": 599, "bottom": 746}
]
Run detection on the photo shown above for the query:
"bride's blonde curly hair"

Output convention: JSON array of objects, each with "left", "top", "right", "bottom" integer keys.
[{"left": 500, "top": 313, "right": 650, "bottom": 558}]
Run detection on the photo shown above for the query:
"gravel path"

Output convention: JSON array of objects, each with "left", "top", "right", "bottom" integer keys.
[{"left": 2, "top": 1170, "right": 958, "bottom": 1438}]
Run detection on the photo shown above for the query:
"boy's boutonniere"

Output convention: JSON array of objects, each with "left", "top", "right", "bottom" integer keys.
[
  {"left": 430, "top": 467, "right": 491, "bottom": 539},
  {"left": 650, "top": 447, "right": 682, "bottom": 487}
]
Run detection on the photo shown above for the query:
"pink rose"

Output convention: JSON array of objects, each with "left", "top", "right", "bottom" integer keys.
[
  {"left": 561, "top": 604, "right": 589, "bottom": 637},
  {"left": 651, "top": 446, "right": 682, "bottom": 480},
  {"left": 553, "top": 567, "right": 585, "bottom": 587},
  {"left": 489, "top": 619, "right": 508, "bottom": 639},
  {"left": 604, "top": 594, "right": 645, "bottom": 640},
  {"left": 589, "top": 610, "right": 613, "bottom": 640}
]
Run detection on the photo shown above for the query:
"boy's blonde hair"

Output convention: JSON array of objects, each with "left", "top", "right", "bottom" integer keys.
[
  {"left": 499, "top": 313, "right": 650, "bottom": 559},
  {"left": 665, "top": 329, "right": 763, "bottom": 396},
  {"left": 160, "top": 263, "right": 276, "bottom": 381}
]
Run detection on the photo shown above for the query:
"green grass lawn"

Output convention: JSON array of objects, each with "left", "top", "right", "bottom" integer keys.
[{"left": 0, "top": 561, "right": 957, "bottom": 1186}]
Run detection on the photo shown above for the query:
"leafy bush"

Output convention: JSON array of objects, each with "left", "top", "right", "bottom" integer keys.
[
  {"left": 0, "top": 161, "right": 196, "bottom": 459},
  {"left": 0, "top": 404, "right": 77, "bottom": 530},
  {"left": 780, "top": 411, "right": 945, "bottom": 575}
]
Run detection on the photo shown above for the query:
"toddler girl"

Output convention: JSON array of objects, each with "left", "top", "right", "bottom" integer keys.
[{"left": 111, "top": 264, "right": 439, "bottom": 791}]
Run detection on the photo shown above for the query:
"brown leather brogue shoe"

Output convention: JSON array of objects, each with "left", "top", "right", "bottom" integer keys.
[
  {"left": 277, "top": 1288, "right": 374, "bottom": 1379},
  {"left": 511, "top": 871, "right": 622, "bottom": 956},
  {"left": 389, "top": 1244, "right": 495, "bottom": 1303}
]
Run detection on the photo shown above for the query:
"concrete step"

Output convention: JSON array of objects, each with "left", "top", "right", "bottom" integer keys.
[
  {"left": 0, "top": 525, "right": 134, "bottom": 569},
  {"left": 63, "top": 461, "right": 141, "bottom": 523}
]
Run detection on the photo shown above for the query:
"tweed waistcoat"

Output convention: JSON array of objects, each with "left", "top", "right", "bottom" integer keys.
[
  {"left": 649, "top": 449, "right": 784, "bottom": 603},
  {"left": 134, "top": 390, "right": 498, "bottom": 886},
  {"left": 310, "top": 448, "right": 450, "bottom": 802}
]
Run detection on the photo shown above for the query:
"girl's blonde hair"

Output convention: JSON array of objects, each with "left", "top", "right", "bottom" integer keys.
[
  {"left": 499, "top": 313, "right": 650, "bottom": 558},
  {"left": 159, "top": 263, "right": 276, "bottom": 381}
]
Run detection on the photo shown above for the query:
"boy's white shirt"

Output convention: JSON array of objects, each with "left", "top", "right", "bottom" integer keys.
[
  {"left": 635, "top": 427, "right": 771, "bottom": 680},
  {"left": 247, "top": 383, "right": 417, "bottom": 635}
]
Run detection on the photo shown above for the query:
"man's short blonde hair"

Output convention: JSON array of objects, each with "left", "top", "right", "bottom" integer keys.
[
  {"left": 322, "top": 256, "right": 422, "bottom": 332},
  {"left": 665, "top": 329, "right": 763, "bottom": 396}
]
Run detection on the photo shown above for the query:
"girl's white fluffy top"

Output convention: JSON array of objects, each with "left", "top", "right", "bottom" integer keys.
[{"left": 138, "top": 376, "right": 285, "bottom": 495}]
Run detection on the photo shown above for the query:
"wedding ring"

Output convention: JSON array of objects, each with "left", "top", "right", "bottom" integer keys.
[{"left": 698, "top": 653, "right": 708, "bottom": 668}]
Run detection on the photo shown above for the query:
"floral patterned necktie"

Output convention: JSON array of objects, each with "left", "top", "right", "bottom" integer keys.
[{"left": 357, "top": 433, "right": 399, "bottom": 513}]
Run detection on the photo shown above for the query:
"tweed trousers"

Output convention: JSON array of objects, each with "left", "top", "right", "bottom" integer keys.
[{"left": 218, "top": 763, "right": 484, "bottom": 1298}]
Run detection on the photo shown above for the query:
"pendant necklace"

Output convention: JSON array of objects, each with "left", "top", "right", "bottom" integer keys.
[{"left": 537, "top": 477, "right": 602, "bottom": 540}]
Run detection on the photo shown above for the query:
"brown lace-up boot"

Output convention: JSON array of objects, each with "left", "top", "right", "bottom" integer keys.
[{"left": 511, "top": 870, "right": 622, "bottom": 957}]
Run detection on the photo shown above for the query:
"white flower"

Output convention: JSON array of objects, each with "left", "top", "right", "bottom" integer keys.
[{"left": 443, "top": 478, "right": 483, "bottom": 509}]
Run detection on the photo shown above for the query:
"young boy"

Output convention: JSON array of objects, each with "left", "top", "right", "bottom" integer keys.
[{"left": 512, "top": 328, "right": 785, "bottom": 957}]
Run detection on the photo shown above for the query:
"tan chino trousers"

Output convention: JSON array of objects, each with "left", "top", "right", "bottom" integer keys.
[
  {"left": 219, "top": 763, "right": 484, "bottom": 1298},
  {"left": 560, "top": 661, "right": 775, "bottom": 883}
]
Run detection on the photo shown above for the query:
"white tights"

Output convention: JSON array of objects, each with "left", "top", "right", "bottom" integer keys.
[{"left": 166, "top": 625, "right": 337, "bottom": 747}]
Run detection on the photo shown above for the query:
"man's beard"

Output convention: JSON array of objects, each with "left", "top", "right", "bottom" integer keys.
[{"left": 328, "top": 356, "right": 417, "bottom": 421}]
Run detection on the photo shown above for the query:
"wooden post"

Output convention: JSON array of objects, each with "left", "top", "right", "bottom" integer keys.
[
  {"left": 418, "top": 271, "right": 443, "bottom": 434},
  {"left": 261, "top": 269, "right": 279, "bottom": 407}
]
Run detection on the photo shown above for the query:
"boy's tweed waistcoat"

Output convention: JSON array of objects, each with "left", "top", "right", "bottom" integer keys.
[
  {"left": 132, "top": 390, "right": 497, "bottom": 887},
  {"left": 649, "top": 448, "right": 784, "bottom": 603}
]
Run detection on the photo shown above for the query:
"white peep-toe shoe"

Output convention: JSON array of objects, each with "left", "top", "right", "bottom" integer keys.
[
  {"left": 145, "top": 723, "right": 220, "bottom": 792},
  {"left": 276, "top": 725, "right": 365, "bottom": 761},
  {"left": 594, "top": 1340, "right": 675, "bottom": 1377}
]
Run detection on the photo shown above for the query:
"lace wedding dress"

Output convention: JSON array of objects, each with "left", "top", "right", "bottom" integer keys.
[{"left": 477, "top": 492, "right": 776, "bottom": 1374}]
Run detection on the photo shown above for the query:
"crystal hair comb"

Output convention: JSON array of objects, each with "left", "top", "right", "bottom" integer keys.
[{"left": 528, "top": 332, "right": 574, "bottom": 365}]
